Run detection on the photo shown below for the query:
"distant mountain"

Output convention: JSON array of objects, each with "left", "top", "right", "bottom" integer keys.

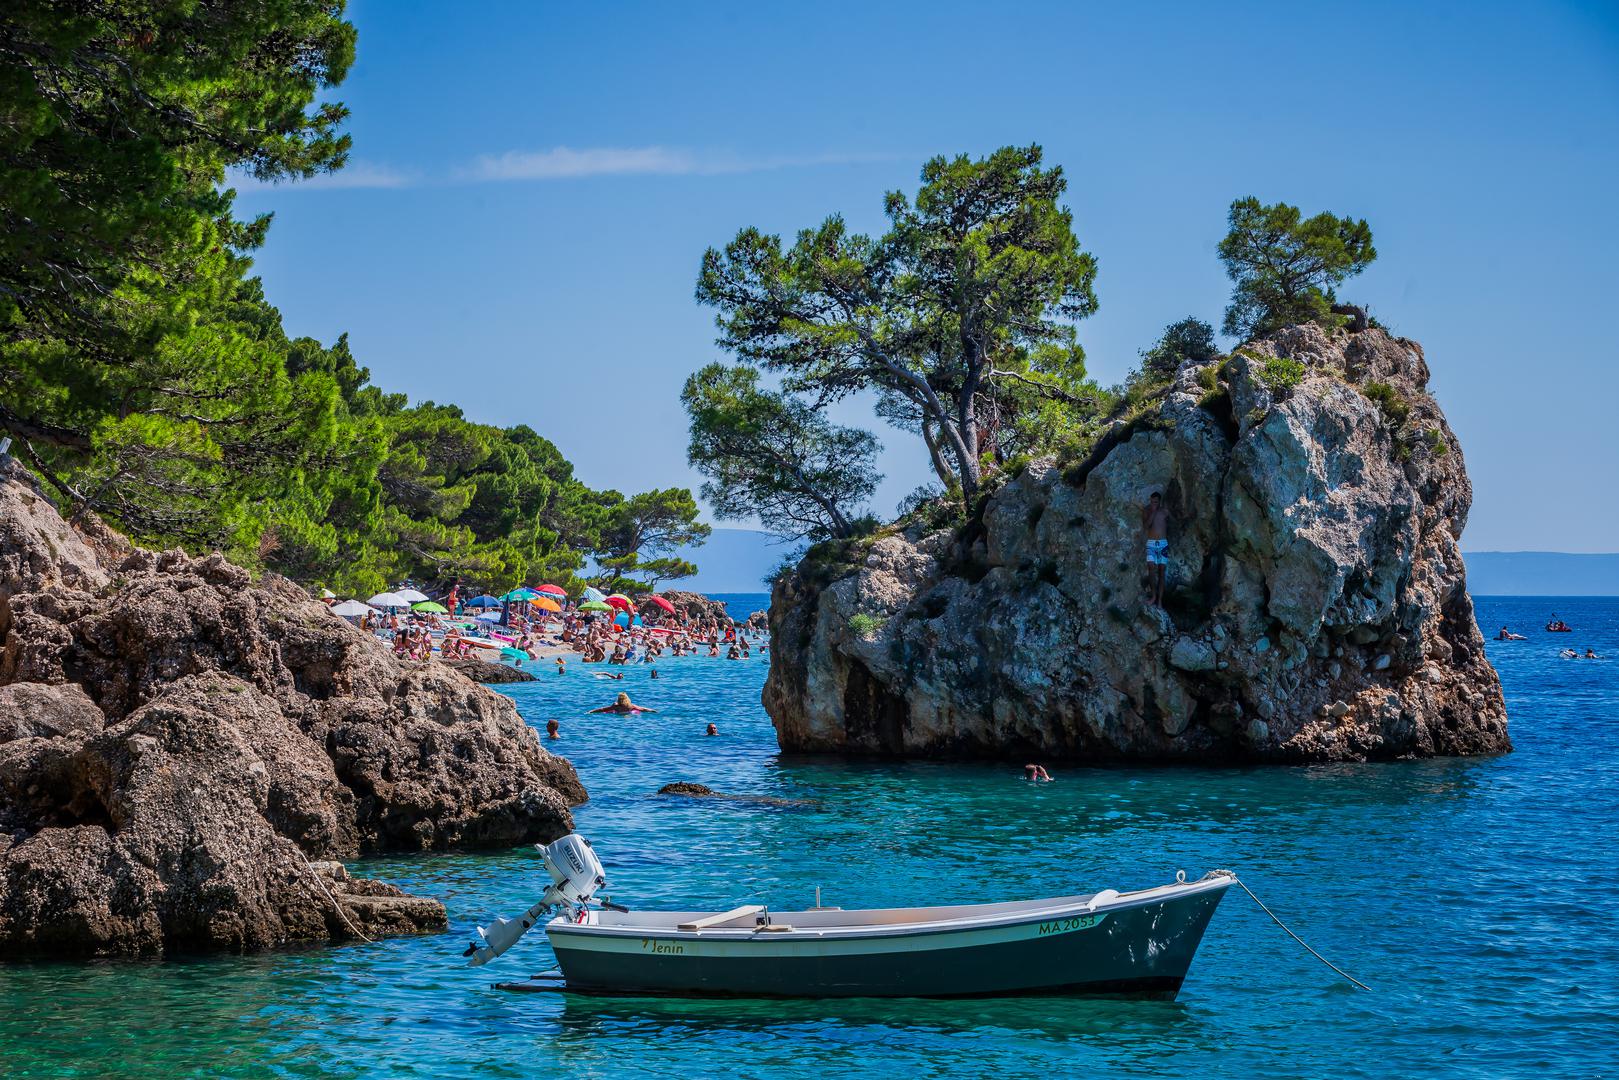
[
  {"left": 1463, "top": 552, "right": 1619, "bottom": 596},
  {"left": 676, "top": 528, "right": 801, "bottom": 595}
]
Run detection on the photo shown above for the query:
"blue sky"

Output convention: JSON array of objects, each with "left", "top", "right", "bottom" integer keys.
[{"left": 235, "top": 0, "right": 1619, "bottom": 552}]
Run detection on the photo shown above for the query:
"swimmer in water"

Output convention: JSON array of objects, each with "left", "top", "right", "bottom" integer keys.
[
  {"left": 590, "top": 692, "right": 656, "bottom": 715},
  {"left": 1023, "top": 764, "right": 1052, "bottom": 782},
  {"left": 545, "top": 719, "right": 560, "bottom": 740},
  {"left": 705, "top": 723, "right": 718, "bottom": 736},
  {"left": 555, "top": 657, "right": 566, "bottom": 674}
]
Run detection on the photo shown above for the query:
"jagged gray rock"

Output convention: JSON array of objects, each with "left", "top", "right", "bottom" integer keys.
[
  {"left": 765, "top": 326, "right": 1509, "bottom": 763},
  {"left": 443, "top": 657, "right": 537, "bottom": 684},
  {"left": 0, "top": 461, "right": 585, "bottom": 957}
]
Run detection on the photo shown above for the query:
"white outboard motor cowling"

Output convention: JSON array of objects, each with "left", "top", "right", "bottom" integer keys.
[
  {"left": 540, "top": 833, "right": 604, "bottom": 908},
  {"left": 464, "top": 833, "right": 606, "bottom": 967}
]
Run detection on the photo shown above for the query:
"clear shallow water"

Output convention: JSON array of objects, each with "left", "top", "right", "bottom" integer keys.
[{"left": 3, "top": 596, "right": 1618, "bottom": 1078}]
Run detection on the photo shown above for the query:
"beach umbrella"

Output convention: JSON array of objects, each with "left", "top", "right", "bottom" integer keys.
[
  {"left": 465, "top": 595, "right": 500, "bottom": 608},
  {"left": 644, "top": 595, "right": 675, "bottom": 614},
  {"left": 475, "top": 610, "right": 502, "bottom": 621},
  {"left": 330, "top": 600, "right": 375, "bottom": 618},
  {"left": 319, "top": 587, "right": 337, "bottom": 600},
  {"left": 367, "top": 591, "right": 409, "bottom": 609},
  {"left": 537, "top": 584, "right": 567, "bottom": 597},
  {"left": 581, "top": 586, "right": 606, "bottom": 603},
  {"left": 501, "top": 587, "right": 538, "bottom": 602},
  {"left": 395, "top": 588, "right": 430, "bottom": 604},
  {"left": 411, "top": 601, "right": 448, "bottom": 614},
  {"left": 529, "top": 596, "right": 562, "bottom": 613},
  {"left": 605, "top": 594, "right": 633, "bottom": 611},
  {"left": 579, "top": 600, "right": 612, "bottom": 612}
]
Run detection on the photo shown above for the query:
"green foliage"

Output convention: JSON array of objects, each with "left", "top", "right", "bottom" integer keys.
[
  {"left": 1141, "top": 317, "right": 1219, "bottom": 378},
  {"left": 591, "top": 488, "right": 710, "bottom": 592},
  {"left": 682, "top": 362, "right": 880, "bottom": 541},
  {"left": 1363, "top": 382, "right": 1411, "bottom": 428},
  {"left": 0, "top": 4, "right": 704, "bottom": 599},
  {"left": 847, "top": 612, "right": 887, "bottom": 637},
  {"left": 1258, "top": 356, "right": 1306, "bottom": 391},
  {"left": 896, "top": 483, "right": 968, "bottom": 532},
  {"left": 1218, "top": 197, "right": 1376, "bottom": 339},
  {"left": 0, "top": 0, "right": 355, "bottom": 547},
  {"left": 697, "top": 145, "right": 1104, "bottom": 504},
  {"left": 1427, "top": 428, "right": 1449, "bottom": 456}
]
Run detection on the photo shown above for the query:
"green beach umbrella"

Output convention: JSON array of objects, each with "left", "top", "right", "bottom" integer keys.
[
  {"left": 579, "top": 600, "right": 613, "bottom": 612},
  {"left": 500, "top": 587, "right": 538, "bottom": 602},
  {"left": 411, "top": 601, "right": 448, "bottom": 613}
]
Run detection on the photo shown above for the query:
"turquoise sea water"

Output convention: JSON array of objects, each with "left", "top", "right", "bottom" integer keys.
[{"left": 2, "top": 595, "right": 1617, "bottom": 1078}]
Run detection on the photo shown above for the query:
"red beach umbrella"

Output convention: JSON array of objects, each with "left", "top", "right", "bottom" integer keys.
[
  {"left": 604, "top": 594, "right": 633, "bottom": 611},
  {"left": 645, "top": 595, "right": 675, "bottom": 614},
  {"left": 537, "top": 584, "right": 566, "bottom": 597}
]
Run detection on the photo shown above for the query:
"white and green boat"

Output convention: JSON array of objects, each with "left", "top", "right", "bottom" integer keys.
[{"left": 465, "top": 835, "right": 1234, "bottom": 999}]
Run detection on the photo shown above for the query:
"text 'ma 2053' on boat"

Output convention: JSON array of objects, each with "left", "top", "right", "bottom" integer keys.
[{"left": 464, "top": 834, "right": 1234, "bottom": 999}]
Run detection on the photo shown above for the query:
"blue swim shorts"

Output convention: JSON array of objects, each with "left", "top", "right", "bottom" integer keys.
[{"left": 1145, "top": 538, "right": 1169, "bottom": 566}]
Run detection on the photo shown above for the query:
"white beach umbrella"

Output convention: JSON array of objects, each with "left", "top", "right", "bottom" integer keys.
[
  {"left": 581, "top": 586, "right": 606, "bottom": 603},
  {"left": 367, "top": 591, "right": 410, "bottom": 609},
  {"left": 331, "top": 600, "right": 376, "bottom": 618},
  {"left": 474, "top": 610, "right": 502, "bottom": 621},
  {"left": 394, "top": 588, "right": 430, "bottom": 603},
  {"left": 319, "top": 588, "right": 338, "bottom": 599}
]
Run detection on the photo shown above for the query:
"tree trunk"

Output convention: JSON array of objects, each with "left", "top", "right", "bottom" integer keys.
[
  {"left": 1331, "top": 303, "right": 1369, "bottom": 333},
  {"left": 921, "top": 420, "right": 956, "bottom": 490}
]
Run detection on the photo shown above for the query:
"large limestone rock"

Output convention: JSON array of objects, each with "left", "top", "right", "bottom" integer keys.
[
  {"left": 766, "top": 326, "right": 1509, "bottom": 763},
  {"left": 0, "top": 463, "right": 585, "bottom": 957}
]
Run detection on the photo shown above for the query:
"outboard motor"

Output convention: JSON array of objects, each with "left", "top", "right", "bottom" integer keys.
[{"left": 464, "top": 833, "right": 605, "bottom": 966}]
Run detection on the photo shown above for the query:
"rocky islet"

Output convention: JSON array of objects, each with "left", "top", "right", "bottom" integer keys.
[{"left": 766, "top": 326, "right": 1510, "bottom": 762}]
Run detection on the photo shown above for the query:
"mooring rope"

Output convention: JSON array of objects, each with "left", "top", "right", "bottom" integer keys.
[
  {"left": 1214, "top": 871, "right": 1369, "bottom": 991},
  {"left": 295, "top": 845, "right": 374, "bottom": 945}
]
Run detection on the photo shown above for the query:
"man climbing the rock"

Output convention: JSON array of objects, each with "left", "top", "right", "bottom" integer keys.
[{"left": 1142, "top": 491, "right": 1170, "bottom": 607}]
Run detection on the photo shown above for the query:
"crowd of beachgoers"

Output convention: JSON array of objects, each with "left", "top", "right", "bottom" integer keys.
[{"left": 323, "top": 584, "right": 765, "bottom": 671}]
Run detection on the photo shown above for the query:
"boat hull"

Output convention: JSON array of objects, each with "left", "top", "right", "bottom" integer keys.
[{"left": 545, "top": 882, "right": 1228, "bottom": 999}]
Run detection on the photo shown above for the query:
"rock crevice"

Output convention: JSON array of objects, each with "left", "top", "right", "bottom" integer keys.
[{"left": 766, "top": 326, "right": 1509, "bottom": 763}]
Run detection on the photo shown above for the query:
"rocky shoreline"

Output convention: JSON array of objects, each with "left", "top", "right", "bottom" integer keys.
[
  {"left": 0, "top": 462, "right": 585, "bottom": 957},
  {"left": 765, "top": 326, "right": 1510, "bottom": 763}
]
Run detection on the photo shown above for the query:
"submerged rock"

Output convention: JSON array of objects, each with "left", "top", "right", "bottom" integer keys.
[
  {"left": 765, "top": 326, "right": 1510, "bottom": 764},
  {"left": 657, "top": 782, "right": 716, "bottom": 796},
  {"left": 656, "top": 782, "right": 819, "bottom": 809},
  {"left": 0, "top": 462, "right": 584, "bottom": 958},
  {"left": 443, "top": 657, "right": 537, "bottom": 684}
]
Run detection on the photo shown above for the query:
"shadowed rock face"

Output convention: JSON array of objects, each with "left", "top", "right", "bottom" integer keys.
[
  {"left": 0, "top": 464, "right": 585, "bottom": 957},
  {"left": 766, "top": 326, "right": 1510, "bottom": 764},
  {"left": 659, "top": 590, "right": 731, "bottom": 625}
]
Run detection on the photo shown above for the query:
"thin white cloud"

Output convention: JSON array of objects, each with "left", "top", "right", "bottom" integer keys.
[
  {"left": 229, "top": 160, "right": 416, "bottom": 192},
  {"left": 458, "top": 145, "right": 893, "bottom": 183},
  {"left": 226, "top": 148, "right": 892, "bottom": 193}
]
